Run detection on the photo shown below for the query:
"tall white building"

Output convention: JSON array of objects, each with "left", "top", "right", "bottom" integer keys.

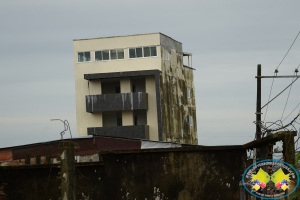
[{"left": 73, "top": 33, "right": 197, "bottom": 144}]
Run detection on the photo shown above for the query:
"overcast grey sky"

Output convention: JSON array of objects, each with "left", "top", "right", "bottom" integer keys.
[{"left": 0, "top": 0, "right": 300, "bottom": 148}]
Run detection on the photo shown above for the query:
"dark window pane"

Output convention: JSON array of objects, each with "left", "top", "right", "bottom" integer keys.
[
  {"left": 134, "top": 116, "right": 137, "bottom": 125},
  {"left": 84, "top": 52, "right": 90, "bottom": 61},
  {"left": 136, "top": 48, "right": 143, "bottom": 57},
  {"left": 117, "top": 117, "right": 122, "bottom": 126},
  {"left": 115, "top": 86, "right": 120, "bottom": 93},
  {"left": 150, "top": 47, "right": 157, "bottom": 57},
  {"left": 102, "top": 50, "right": 109, "bottom": 60},
  {"left": 111, "top": 50, "right": 117, "bottom": 60},
  {"left": 117, "top": 49, "right": 124, "bottom": 59},
  {"left": 129, "top": 48, "right": 136, "bottom": 58},
  {"left": 78, "top": 52, "right": 84, "bottom": 62},
  {"left": 144, "top": 47, "right": 150, "bottom": 57},
  {"left": 95, "top": 51, "right": 102, "bottom": 61}
]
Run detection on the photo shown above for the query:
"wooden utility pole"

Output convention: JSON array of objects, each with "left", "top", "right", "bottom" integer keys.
[
  {"left": 256, "top": 64, "right": 262, "bottom": 200},
  {"left": 254, "top": 65, "right": 299, "bottom": 200},
  {"left": 256, "top": 64, "right": 262, "bottom": 140}
]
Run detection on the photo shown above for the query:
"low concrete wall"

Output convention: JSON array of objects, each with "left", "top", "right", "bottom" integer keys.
[{"left": 0, "top": 146, "right": 246, "bottom": 200}]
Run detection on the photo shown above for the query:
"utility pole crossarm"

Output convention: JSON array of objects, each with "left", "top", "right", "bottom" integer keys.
[{"left": 256, "top": 75, "right": 300, "bottom": 78}]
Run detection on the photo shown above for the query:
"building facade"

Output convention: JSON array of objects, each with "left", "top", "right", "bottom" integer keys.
[{"left": 73, "top": 33, "right": 197, "bottom": 144}]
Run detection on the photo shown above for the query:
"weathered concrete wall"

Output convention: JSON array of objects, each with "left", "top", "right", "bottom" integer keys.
[
  {"left": 0, "top": 146, "right": 246, "bottom": 200},
  {"left": 160, "top": 35, "right": 197, "bottom": 144},
  {"left": 94, "top": 147, "right": 246, "bottom": 200},
  {"left": 0, "top": 165, "right": 61, "bottom": 200}
]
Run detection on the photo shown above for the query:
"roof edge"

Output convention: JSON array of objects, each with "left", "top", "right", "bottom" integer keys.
[{"left": 73, "top": 32, "right": 182, "bottom": 44}]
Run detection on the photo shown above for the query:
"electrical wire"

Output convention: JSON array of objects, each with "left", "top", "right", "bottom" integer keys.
[
  {"left": 282, "top": 103, "right": 300, "bottom": 122},
  {"left": 281, "top": 73, "right": 296, "bottom": 121},
  {"left": 263, "top": 73, "right": 275, "bottom": 122},
  {"left": 261, "top": 77, "right": 299, "bottom": 110},
  {"left": 276, "top": 31, "right": 300, "bottom": 70}
]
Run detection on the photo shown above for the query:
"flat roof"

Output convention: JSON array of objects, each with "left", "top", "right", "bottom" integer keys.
[
  {"left": 0, "top": 135, "right": 185, "bottom": 151},
  {"left": 73, "top": 32, "right": 182, "bottom": 44}
]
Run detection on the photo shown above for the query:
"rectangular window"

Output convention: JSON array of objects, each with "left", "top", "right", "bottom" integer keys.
[
  {"left": 110, "top": 49, "right": 117, "bottom": 60},
  {"left": 102, "top": 50, "right": 109, "bottom": 60},
  {"left": 189, "top": 115, "right": 193, "bottom": 126},
  {"left": 95, "top": 49, "right": 125, "bottom": 61},
  {"left": 136, "top": 48, "right": 143, "bottom": 58},
  {"left": 178, "top": 98, "right": 181, "bottom": 107},
  {"left": 117, "top": 49, "right": 124, "bottom": 59},
  {"left": 78, "top": 52, "right": 91, "bottom": 62},
  {"left": 187, "top": 87, "right": 190, "bottom": 98},
  {"left": 181, "top": 129, "right": 183, "bottom": 138},
  {"left": 129, "top": 48, "right": 136, "bottom": 58},
  {"left": 95, "top": 51, "right": 102, "bottom": 61},
  {"left": 143, "top": 47, "right": 150, "bottom": 57},
  {"left": 150, "top": 47, "right": 157, "bottom": 56},
  {"left": 129, "top": 46, "right": 157, "bottom": 58}
]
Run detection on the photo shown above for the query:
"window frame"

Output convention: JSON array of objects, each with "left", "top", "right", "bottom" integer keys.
[
  {"left": 94, "top": 49, "right": 125, "bottom": 62},
  {"left": 128, "top": 46, "right": 158, "bottom": 59},
  {"left": 77, "top": 51, "right": 91, "bottom": 63}
]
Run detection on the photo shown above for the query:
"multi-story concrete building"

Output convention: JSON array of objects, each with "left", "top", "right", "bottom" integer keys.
[{"left": 73, "top": 33, "right": 197, "bottom": 145}]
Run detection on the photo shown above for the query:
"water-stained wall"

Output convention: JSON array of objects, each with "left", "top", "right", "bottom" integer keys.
[
  {"left": 0, "top": 146, "right": 246, "bottom": 200},
  {"left": 159, "top": 35, "right": 198, "bottom": 144}
]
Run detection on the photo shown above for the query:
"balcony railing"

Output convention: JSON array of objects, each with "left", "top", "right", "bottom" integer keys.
[{"left": 86, "top": 92, "right": 148, "bottom": 113}]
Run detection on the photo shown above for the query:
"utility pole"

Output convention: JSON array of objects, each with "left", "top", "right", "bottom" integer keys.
[
  {"left": 256, "top": 64, "right": 262, "bottom": 200},
  {"left": 254, "top": 65, "right": 299, "bottom": 200},
  {"left": 256, "top": 64, "right": 262, "bottom": 140}
]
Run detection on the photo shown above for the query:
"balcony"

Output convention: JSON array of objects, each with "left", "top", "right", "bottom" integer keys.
[
  {"left": 86, "top": 92, "right": 148, "bottom": 113},
  {"left": 87, "top": 125, "right": 149, "bottom": 139}
]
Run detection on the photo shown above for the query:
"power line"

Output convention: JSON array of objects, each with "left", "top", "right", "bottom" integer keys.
[
  {"left": 261, "top": 77, "right": 299, "bottom": 109},
  {"left": 263, "top": 73, "right": 275, "bottom": 122},
  {"left": 276, "top": 30, "right": 300, "bottom": 70},
  {"left": 282, "top": 103, "right": 300, "bottom": 122},
  {"left": 281, "top": 73, "right": 296, "bottom": 121}
]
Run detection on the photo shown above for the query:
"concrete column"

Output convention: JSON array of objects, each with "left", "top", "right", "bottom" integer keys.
[
  {"left": 89, "top": 80, "right": 101, "bottom": 95},
  {"left": 58, "top": 141, "right": 80, "bottom": 200},
  {"left": 120, "top": 77, "right": 131, "bottom": 93},
  {"left": 122, "top": 111, "right": 134, "bottom": 126},
  {"left": 146, "top": 75, "right": 159, "bottom": 141},
  {"left": 78, "top": 79, "right": 102, "bottom": 136},
  {"left": 121, "top": 77, "right": 133, "bottom": 126}
]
